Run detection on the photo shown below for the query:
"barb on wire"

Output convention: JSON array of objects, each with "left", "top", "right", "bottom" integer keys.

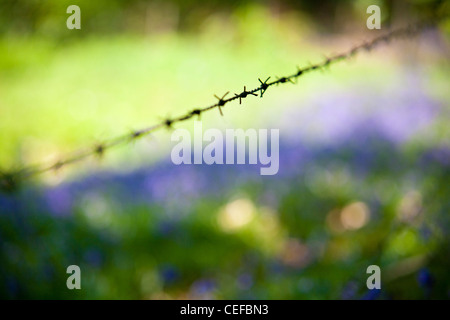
[
  {"left": 235, "top": 86, "right": 257, "bottom": 104},
  {"left": 190, "top": 109, "right": 202, "bottom": 120},
  {"left": 94, "top": 144, "right": 105, "bottom": 158},
  {"left": 258, "top": 77, "right": 271, "bottom": 97},
  {"left": 0, "top": 19, "right": 439, "bottom": 191},
  {"left": 214, "top": 91, "right": 230, "bottom": 115},
  {"left": 276, "top": 76, "right": 296, "bottom": 85}
]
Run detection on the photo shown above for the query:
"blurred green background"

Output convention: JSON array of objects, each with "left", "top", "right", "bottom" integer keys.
[{"left": 0, "top": 0, "right": 449, "bottom": 299}]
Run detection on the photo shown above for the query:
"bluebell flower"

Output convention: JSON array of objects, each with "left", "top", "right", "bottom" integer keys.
[
  {"left": 361, "top": 288, "right": 381, "bottom": 300},
  {"left": 44, "top": 187, "right": 73, "bottom": 217},
  {"left": 160, "top": 265, "right": 179, "bottom": 285},
  {"left": 341, "top": 281, "right": 358, "bottom": 300},
  {"left": 417, "top": 268, "right": 433, "bottom": 289},
  {"left": 84, "top": 248, "right": 104, "bottom": 268},
  {"left": 237, "top": 273, "right": 253, "bottom": 290},
  {"left": 191, "top": 278, "right": 216, "bottom": 295}
]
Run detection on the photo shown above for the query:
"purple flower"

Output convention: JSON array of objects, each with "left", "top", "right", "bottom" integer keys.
[
  {"left": 44, "top": 187, "right": 73, "bottom": 217},
  {"left": 361, "top": 289, "right": 381, "bottom": 300},
  {"left": 237, "top": 273, "right": 253, "bottom": 290},
  {"left": 160, "top": 265, "right": 179, "bottom": 285},
  {"left": 190, "top": 278, "right": 216, "bottom": 295},
  {"left": 417, "top": 268, "right": 433, "bottom": 289},
  {"left": 341, "top": 281, "right": 358, "bottom": 300},
  {"left": 84, "top": 248, "right": 104, "bottom": 268},
  {"left": 278, "top": 82, "right": 439, "bottom": 146}
]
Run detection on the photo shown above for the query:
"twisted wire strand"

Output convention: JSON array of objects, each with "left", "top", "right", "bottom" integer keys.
[{"left": 0, "top": 19, "right": 440, "bottom": 191}]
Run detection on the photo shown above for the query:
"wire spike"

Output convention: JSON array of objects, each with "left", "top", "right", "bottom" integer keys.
[
  {"left": 94, "top": 143, "right": 105, "bottom": 158},
  {"left": 276, "top": 76, "right": 294, "bottom": 85},
  {"left": 131, "top": 130, "right": 143, "bottom": 139},
  {"left": 165, "top": 118, "right": 173, "bottom": 128},
  {"left": 190, "top": 109, "right": 202, "bottom": 119},
  {"left": 0, "top": 171, "right": 19, "bottom": 193},
  {"left": 258, "top": 77, "right": 271, "bottom": 97},
  {"left": 235, "top": 86, "right": 257, "bottom": 104},
  {"left": 52, "top": 160, "right": 63, "bottom": 172},
  {"left": 214, "top": 91, "right": 229, "bottom": 106},
  {"left": 323, "top": 56, "right": 332, "bottom": 69}
]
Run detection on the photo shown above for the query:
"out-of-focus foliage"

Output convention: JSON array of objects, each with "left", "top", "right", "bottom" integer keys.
[
  {"left": 0, "top": 0, "right": 446, "bottom": 38},
  {"left": 1, "top": 89, "right": 449, "bottom": 298},
  {"left": 0, "top": 0, "right": 449, "bottom": 299}
]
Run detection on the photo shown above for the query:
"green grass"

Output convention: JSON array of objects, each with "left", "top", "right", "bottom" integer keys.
[{"left": 1, "top": 5, "right": 448, "bottom": 179}]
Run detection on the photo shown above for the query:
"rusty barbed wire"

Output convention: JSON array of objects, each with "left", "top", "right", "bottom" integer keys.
[{"left": 0, "top": 19, "right": 441, "bottom": 192}]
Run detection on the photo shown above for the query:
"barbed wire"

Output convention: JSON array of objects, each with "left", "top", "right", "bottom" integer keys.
[{"left": 0, "top": 19, "right": 441, "bottom": 192}]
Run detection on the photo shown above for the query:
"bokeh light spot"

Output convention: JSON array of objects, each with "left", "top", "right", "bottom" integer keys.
[
  {"left": 217, "top": 198, "right": 255, "bottom": 232},
  {"left": 340, "top": 201, "right": 370, "bottom": 230}
]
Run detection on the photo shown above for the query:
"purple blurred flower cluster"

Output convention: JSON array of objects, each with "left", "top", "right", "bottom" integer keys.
[{"left": 0, "top": 76, "right": 447, "bottom": 221}]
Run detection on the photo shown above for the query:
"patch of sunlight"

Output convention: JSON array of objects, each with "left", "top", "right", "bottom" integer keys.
[
  {"left": 340, "top": 201, "right": 370, "bottom": 230},
  {"left": 80, "top": 192, "right": 113, "bottom": 228},
  {"left": 326, "top": 201, "right": 370, "bottom": 233},
  {"left": 397, "top": 190, "right": 423, "bottom": 223},
  {"left": 385, "top": 228, "right": 424, "bottom": 259},
  {"left": 217, "top": 198, "right": 255, "bottom": 232},
  {"left": 217, "top": 198, "right": 284, "bottom": 255}
]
